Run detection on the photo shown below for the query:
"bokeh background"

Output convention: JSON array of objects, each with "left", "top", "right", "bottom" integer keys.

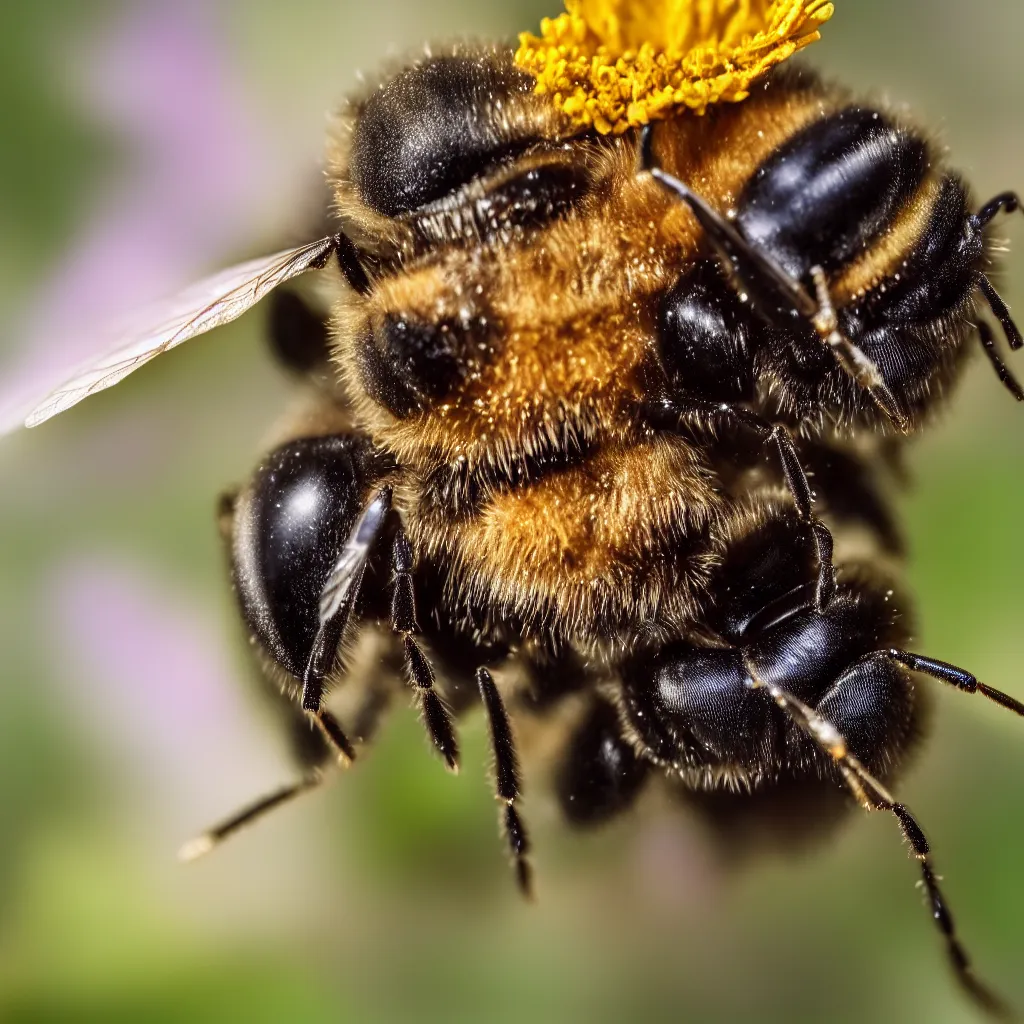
[{"left": 0, "top": 2, "right": 1021, "bottom": 1022}]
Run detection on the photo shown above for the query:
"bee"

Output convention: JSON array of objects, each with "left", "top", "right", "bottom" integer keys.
[{"left": 12, "top": 31, "right": 1024, "bottom": 1021}]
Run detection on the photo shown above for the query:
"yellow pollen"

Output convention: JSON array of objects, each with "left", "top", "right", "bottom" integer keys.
[{"left": 515, "top": 0, "right": 835, "bottom": 134}]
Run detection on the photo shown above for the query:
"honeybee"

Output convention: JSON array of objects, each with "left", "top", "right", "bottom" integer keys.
[{"left": 12, "top": 33, "right": 1024, "bottom": 1022}]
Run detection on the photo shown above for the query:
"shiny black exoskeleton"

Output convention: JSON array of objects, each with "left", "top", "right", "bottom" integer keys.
[
  {"left": 648, "top": 102, "right": 1024, "bottom": 432},
  {"left": 182, "top": 53, "right": 1024, "bottom": 1020},
  {"left": 620, "top": 507, "right": 919, "bottom": 790},
  {"left": 548, "top": 502, "right": 1022, "bottom": 1014},
  {"left": 219, "top": 430, "right": 537, "bottom": 886},
  {"left": 230, "top": 435, "right": 394, "bottom": 682},
  {"left": 206, "top": 389, "right": 1022, "bottom": 1019}
]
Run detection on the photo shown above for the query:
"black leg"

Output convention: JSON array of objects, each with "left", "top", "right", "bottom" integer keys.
[
  {"left": 178, "top": 674, "right": 398, "bottom": 861},
  {"left": 391, "top": 527, "right": 459, "bottom": 771},
  {"left": 978, "top": 321, "right": 1024, "bottom": 401},
  {"left": 334, "top": 231, "right": 372, "bottom": 296},
  {"left": 267, "top": 290, "right": 332, "bottom": 376},
  {"left": 303, "top": 486, "right": 393, "bottom": 710},
  {"left": 178, "top": 772, "right": 327, "bottom": 862},
  {"left": 477, "top": 667, "right": 532, "bottom": 897},
  {"left": 750, "top": 674, "right": 1012, "bottom": 1020},
  {"left": 975, "top": 192, "right": 1021, "bottom": 229},
  {"left": 650, "top": 398, "right": 836, "bottom": 609},
  {"left": 809, "top": 520, "right": 836, "bottom": 611},
  {"left": 979, "top": 275, "right": 1023, "bottom": 352},
  {"left": 885, "top": 649, "right": 1024, "bottom": 718},
  {"left": 639, "top": 125, "right": 817, "bottom": 321},
  {"left": 807, "top": 267, "right": 910, "bottom": 432},
  {"left": 299, "top": 485, "right": 395, "bottom": 764}
]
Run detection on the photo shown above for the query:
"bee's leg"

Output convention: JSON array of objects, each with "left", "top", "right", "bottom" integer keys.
[
  {"left": 390, "top": 527, "right": 459, "bottom": 771},
  {"left": 648, "top": 398, "right": 836, "bottom": 609},
  {"left": 178, "top": 773, "right": 328, "bottom": 862},
  {"left": 881, "top": 649, "right": 1024, "bottom": 719},
  {"left": 267, "top": 289, "right": 333, "bottom": 378},
  {"left": 731, "top": 408, "right": 837, "bottom": 608},
  {"left": 298, "top": 485, "right": 396, "bottom": 766},
  {"left": 977, "top": 320, "right": 1024, "bottom": 400},
  {"left": 639, "top": 126, "right": 818, "bottom": 323},
  {"left": 178, "top": 665, "right": 398, "bottom": 863},
  {"left": 974, "top": 191, "right": 1021, "bottom": 229},
  {"left": 968, "top": 192, "right": 1022, "bottom": 350},
  {"left": 216, "top": 480, "right": 366, "bottom": 764},
  {"left": 477, "top": 668, "right": 532, "bottom": 897},
  {"left": 216, "top": 487, "right": 239, "bottom": 541},
  {"left": 978, "top": 275, "right": 1024, "bottom": 353},
  {"left": 752, "top": 672, "right": 1012, "bottom": 1020},
  {"left": 807, "top": 266, "right": 910, "bottom": 431},
  {"left": 641, "top": 129, "right": 912, "bottom": 430},
  {"left": 969, "top": 193, "right": 1021, "bottom": 351}
]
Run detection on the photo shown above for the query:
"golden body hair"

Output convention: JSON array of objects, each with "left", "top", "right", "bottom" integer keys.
[
  {"left": 323, "top": 49, "right": 972, "bottom": 650},
  {"left": 172, "top": 41, "right": 1024, "bottom": 1012}
]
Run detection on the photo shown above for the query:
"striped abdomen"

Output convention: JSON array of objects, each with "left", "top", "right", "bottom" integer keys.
[{"left": 657, "top": 76, "right": 985, "bottom": 428}]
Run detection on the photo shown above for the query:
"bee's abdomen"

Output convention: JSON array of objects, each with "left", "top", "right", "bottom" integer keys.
[
  {"left": 412, "top": 435, "right": 724, "bottom": 641},
  {"left": 736, "top": 106, "right": 932, "bottom": 282},
  {"left": 852, "top": 175, "right": 981, "bottom": 323},
  {"left": 726, "top": 90, "right": 983, "bottom": 424}
]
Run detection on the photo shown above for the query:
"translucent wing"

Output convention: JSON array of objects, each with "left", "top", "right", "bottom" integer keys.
[{"left": 24, "top": 235, "right": 337, "bottom": 429}]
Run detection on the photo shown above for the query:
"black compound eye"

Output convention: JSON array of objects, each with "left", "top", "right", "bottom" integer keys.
[
  {"left": 351, "top": 54, "right": 540, "bottom": 217},
  {"left": 232, "top": 436, "right": 391, "bottom": 679},
  {"left": 736, "top": 107, "right": 930, "bottom": 280},
  {"left": 380, "top": 316, "right": 463, "bottom": 400},
  {"left": 658, "top": 260, "right": 753, "bottom": 401}
]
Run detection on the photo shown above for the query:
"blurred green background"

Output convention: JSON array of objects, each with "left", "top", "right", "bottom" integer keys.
[{"left": 0, "top": 2, "right": 1021, "bottom": 1022}]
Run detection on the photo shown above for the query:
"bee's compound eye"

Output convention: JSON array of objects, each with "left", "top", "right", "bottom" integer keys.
[
  {"left": 351, "top": 54, "right": 538, "bottom": 217},
  {"left": 231, "top": 436, "right": 391, "bottom": 679}
]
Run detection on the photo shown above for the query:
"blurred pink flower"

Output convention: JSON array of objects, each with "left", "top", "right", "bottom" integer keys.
[
  {"left": 46, "top": 555, "right": 347, "bottom": 935},
  {"left": 0, "top": 0, "right": 286, "bottom": 434},
  {"left": 48, "top": 555, "right": 289, "bottom": 817}
]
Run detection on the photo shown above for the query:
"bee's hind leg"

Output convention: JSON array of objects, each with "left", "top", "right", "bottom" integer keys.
[{"left": 477, "top": 667, "right": 533, "bottom": 898}]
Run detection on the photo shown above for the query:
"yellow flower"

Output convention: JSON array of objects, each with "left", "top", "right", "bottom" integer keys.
[{"left": 515, "top": 0, "right": 835, "bottom": 134}]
